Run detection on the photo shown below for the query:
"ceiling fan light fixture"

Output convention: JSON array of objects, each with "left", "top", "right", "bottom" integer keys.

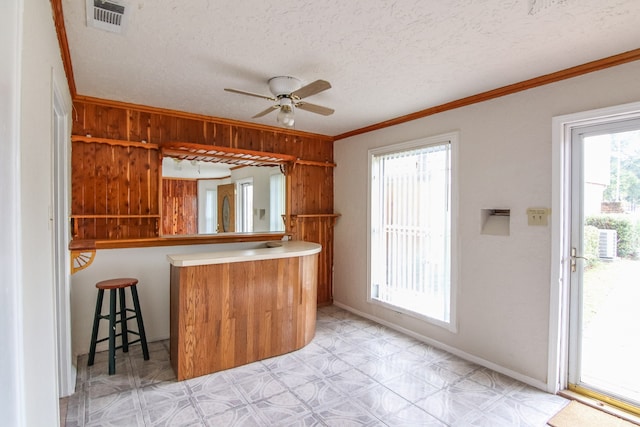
[
  {"left": 225, "top": 76, "right": 333, "bottom": 129},
  {"left": 277, "top": 104, "right": 295, "bottom": 128}
]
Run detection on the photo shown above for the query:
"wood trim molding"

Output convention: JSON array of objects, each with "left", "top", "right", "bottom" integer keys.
[
  {"left": 334, "top": 48, "right": 640, "bottom": 140},
  {"left": 51, "top": 0, "right": 76, "bottom": 97}
]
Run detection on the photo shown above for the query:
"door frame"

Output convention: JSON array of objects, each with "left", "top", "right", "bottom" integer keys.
[
  {"left": 52, "top": 80, "right": 75, "bottom": 397},
  {"left": 549, "top": 100, "right": 640, "bottom": 394}
]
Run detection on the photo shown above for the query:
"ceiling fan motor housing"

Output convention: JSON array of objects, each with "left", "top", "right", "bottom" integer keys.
[{"left": 268, "top": 76, "right": 302, "bottom": 97}]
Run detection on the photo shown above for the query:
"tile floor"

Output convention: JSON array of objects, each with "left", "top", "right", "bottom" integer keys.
[{"left": 65, "top": 305, "right": 568, "bottom": 426}]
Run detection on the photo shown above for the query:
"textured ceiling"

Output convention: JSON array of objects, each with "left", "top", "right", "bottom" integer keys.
[{"left": 63, "top": 0, "right": 640, "bottom": 136}]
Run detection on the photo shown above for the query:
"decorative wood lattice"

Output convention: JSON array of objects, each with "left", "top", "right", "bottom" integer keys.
[{"left": 161, "top": 142, "right": 296, "bottom": 167}]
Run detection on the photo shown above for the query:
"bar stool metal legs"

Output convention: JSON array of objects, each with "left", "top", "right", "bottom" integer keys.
[{"left": 87, "top": 278, "right": 149, "bottom": 375}]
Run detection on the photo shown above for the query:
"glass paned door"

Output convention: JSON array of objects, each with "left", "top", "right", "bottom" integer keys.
[{"left": 569, "top": 118, "right": 640, "bottom": 413}]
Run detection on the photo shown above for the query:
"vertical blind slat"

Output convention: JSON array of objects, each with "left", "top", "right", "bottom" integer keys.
[{"left": 371, "top": 142, "right": 451, "bottom": 322}]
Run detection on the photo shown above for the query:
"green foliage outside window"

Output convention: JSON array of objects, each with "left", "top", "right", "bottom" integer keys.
[{"left": 585, "top": 215, "right": 640, "bottom": 258}]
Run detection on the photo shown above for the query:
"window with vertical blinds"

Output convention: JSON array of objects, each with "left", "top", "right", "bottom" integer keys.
[
  {"left": 369, "top": 137, "right": 453, "bottom": 325},
  {"left": 270, "top": 173, "right": 285, "bottom": 232},
  {"left": 237, "top": 179, "right": 253, "bottom": 232}
]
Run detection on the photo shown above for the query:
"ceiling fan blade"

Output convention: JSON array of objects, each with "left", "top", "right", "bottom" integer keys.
[
  {"left": 224, "top": 88, "right": 275, "bottom": 101},
  {"left": 295, "top": 101, "right": 334, "bottom": 116},
  {"left": 291, "top": 80, "right": 331, "bottom": 99},
  {"left": 252, "top": 105, "right": 279, "bottom": 118}
]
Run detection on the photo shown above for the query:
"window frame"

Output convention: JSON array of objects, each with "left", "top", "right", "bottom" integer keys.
[
  {"left": 235, "top": 177, "right": 254, "bottom": 232},
  {"left": 367, "top": 132, "right": 459, "bottom": 332}
]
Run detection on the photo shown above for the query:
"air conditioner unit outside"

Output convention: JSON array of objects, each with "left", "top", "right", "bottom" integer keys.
[{"left": 598, "top": 229, "right": 617, "bottom": 260}]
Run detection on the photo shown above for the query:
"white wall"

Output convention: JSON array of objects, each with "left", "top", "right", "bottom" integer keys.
[
  {"left": 334, "top": 61, "right": 640, "bottom": 389},
  {"left": 1, "top": 0, "right": 24, "bottom": 424},
  {"left": 17, "top": 0, "right": 73, "bottom": 425}
]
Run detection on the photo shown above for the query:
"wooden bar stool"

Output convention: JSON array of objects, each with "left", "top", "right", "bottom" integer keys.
[{"left": 88, "top": 278, "right": 149, "bottom": 375}]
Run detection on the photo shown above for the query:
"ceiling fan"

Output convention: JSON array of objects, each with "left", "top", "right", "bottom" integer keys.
[{"left": 224, "top": 76, "right": 334, "bottom": 128}]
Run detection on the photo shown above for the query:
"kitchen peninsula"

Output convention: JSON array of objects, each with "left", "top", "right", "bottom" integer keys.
[{"left": 168, "top": 241, "right": 321, "bottom": 380}]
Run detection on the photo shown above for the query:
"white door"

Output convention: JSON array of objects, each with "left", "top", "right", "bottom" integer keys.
[{"left": 568, "top": 118, "right": 640, "bottom": 414}]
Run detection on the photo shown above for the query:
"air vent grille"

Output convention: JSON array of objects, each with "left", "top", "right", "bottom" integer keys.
[{"left": 86, "top": 0, "right": 128, "bottom": 34}]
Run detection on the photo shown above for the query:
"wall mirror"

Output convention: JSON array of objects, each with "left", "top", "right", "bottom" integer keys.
[{"left": 160, "top": 143, "right": 294, "bottom": 236}]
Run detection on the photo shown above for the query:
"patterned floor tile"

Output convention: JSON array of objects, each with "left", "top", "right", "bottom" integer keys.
[
  {"left": 447, "top": 378, "right": 504, "bottom": 410},
  {"left": 133, "top": 358, "right": 176, "bottom": 388},
  {"left": 234, "top": 371, "right": 288, "bottom": 402},
  {"left": 409, "top": 362, "right": 464, "bottom": 388},
  {"left": 203, "top": 404, "right": 263, "bottom": 427},
  {"left": 223, "top": 361, "right": 270, "bottom": 383},
  {"left": 467, "top": 367, "right": 526, "bottom": 395},
  {"left": 251, "top": 390, "right": 310, "bottom": 425},
  {"left": 507, "top": 384, "right": 570, "bottom": 416},
  {"left": 85, "top": 389, "right": 142, "bottom": 425},
  {"left": 434, "top": 356, "right": 481, "bottom": 377},
  {"left": 381, "top": 349, "right": 431, "bottom": 374},
  {"left": 352, "top": 383, "right": 412, "bottom": 419},
  {"left": 304, "top": 353, "right": 353, "bottom": 377},
  {"left": 85, "top": 410, "right": 146, "bottom": 427},
  {"left": 355, "top": 356, "right": 406, "bottom": 383},
  {"left": 65, "top": 306, "right": 569, "bottom": 427},
  {"left": 184, "top": 371, "right": 229, "bottom": 395},
  {"left": 382, "top": 403, "right": 448, "bottom": 426},
  {"left": 482, "top": 395, "right": 556, "bottom": 426},
  {"left": 406, "top": 342, "right": 451, "bottom": 364},
  {"left": 193, "top": 385, "right": 247, "bottom": 418},
  {"left": 414, "top": 387, "right": 479, "bottom": 425},
  {"left": 382, "top": 372, "right": 440, "bottom": 403},
  {"left": 139, "top": 381, "right": 191, "bottom": 409},
  {"left": 143, "top": 396, "right": 204, "bottom": 426},
  {"left": 315, "top": 399, "right": 383, "bottom": 426},
  {"left": 271, "top": 359, "right": 324, "bottom": 389},
  {"left": 292, "top": 378, "right": 347, "bottom": 408},
  {"left": 327, "top": 368, "right": 378, "bottom": 395}
]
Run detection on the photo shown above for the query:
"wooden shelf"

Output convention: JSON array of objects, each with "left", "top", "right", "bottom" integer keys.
[
  {"left": 291, "top": 214, "right": 341, "bottom": 219},
  {"left": 294, "top": 159, "right": 336, "bottom": 168},
  {"left": 71, "top": 135, "right": 159, "bottom": 150},
  {"left": 69, "top": 233, "right": 286, "bottom": 250},
  {"left": 71, "top": 214, "right": 160, "bottom": 219}
]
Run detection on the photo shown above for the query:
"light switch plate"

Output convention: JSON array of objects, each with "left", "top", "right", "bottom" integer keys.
[{"left": 527, "top": 208, "right": 549, "bottom": 226}]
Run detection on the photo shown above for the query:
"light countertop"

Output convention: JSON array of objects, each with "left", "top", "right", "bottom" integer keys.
[{"left": 167, "top": 241, "right": 321, "bottom": 267}]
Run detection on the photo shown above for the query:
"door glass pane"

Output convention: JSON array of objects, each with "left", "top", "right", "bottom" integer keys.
[{"left": 578, "top": 125, "right": 640, "bottom": 407}]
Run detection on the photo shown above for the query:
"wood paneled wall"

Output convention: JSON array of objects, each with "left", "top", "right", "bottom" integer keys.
[
  {"left": 72, "top": 99, "right": 334, "bottom": 215},
  {"left": 162, "top": 179, "right": 198, "bottom": 235},
  {"left": 71, "top": 139, "right": 159, "bottom": 240},
  {"left": 71, "top": 98, "right": 336, "bottom": 304},
  {"left": 291, "top": 216, "right": 338, "bottom": 305}
]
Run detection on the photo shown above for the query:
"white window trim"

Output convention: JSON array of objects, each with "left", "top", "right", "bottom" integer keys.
[{"left": 367, "top": 131, "right": 459, "bottom": 333}]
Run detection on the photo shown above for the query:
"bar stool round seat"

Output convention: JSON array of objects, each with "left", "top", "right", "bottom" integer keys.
[{"left": 88, "top": 277, "right": 150, "bottom": 375}]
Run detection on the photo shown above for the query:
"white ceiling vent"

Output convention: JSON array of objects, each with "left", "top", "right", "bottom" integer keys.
[{"left": 86, "top": 0, "right": 128, "bottom": 34}]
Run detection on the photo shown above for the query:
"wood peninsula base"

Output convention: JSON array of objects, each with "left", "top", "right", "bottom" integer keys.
[{"left": 168, "top": 241, "right": 320, "bottom": 381}]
